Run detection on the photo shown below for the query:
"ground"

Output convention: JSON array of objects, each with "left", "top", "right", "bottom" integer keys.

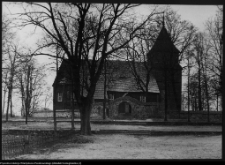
[
  {"left": 2, "top": 120, "right": 222, "bottom": 160},
  {"left": 16, "top": 134, "right": 221, "bottom": 159}
]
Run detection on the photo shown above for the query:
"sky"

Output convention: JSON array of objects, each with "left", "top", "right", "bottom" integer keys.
[
  {"left": 3, "top": 3, "right": 220, "bottom": 50},
  {"left": 169, "top": 5, "right": 219, "bottom": 30},
  {"left": 2, "top": 3, "right": 221, "bottom": 114}
]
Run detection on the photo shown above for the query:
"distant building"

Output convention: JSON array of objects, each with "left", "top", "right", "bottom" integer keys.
[{"left": 52, "top": 25, "right": 182, "bottom": 119}]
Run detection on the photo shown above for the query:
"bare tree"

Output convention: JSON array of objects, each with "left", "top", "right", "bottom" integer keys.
[
  {"left": 2, "top": 69, "right": 9, "bottom": 115},
  {"left": 184, "top": 50, "right": 195, "bottom": 122},
  {"left": 3, "top": 44, "right": 22, "bottom": 121},
  {"left": 183, "top": 7, "right": 223, "bottom": 115},
  {"left": 192, "top": 33, "right": 205, "bottom": 112},
  {"left": 16, "top": 55, "right": 47, "bottom": 123},
  {"left": 205, "top": 8, "right": 223, "bottom": 108},
  {"left": 191, "top": 32, "right": 214, "bottom": 116},
  {"left": 14, "top": 3, "right": 160, "bottom": 135},
  {"left": 2, "top": 12, "right": 15, "bottom": 117}
]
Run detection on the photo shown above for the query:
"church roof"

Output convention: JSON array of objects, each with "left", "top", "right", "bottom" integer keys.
[
  {"left": 93, "top": 60, "right": 159, "bottom": 99},
  {"left": 105, "top": 60, "right": 159, "bottom": 93},
  {"left": 148, "top": 26, "right": 180, "bottom": 54},
  {"left": 53, "top": 60, "right": 160, "bottom": 99}
]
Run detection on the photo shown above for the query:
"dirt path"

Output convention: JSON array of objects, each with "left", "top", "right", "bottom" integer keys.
[{"left": 16, "top": 134, "right": 221, "bottom": 159}]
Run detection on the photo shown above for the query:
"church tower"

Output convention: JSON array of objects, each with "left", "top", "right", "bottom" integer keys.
[{"left": 147, "top": 16, "right": 182, "bottom": 116}]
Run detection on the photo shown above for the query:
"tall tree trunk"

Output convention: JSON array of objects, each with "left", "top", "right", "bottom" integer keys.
[
  {"left": 20, "top": 74, "right": 25, "bottom": 117},
  {"left": 32, "top": 96, "right": 36, "bottom": 112},
  {"left": 216, "top": 93, "right": 219, "bottom": 111},
  {"left": 2, "top": 87, "right": 7, "bottom": 115},
  {"left": 70, "top": 84, "right": 75, "bottom": 130},
  {"left": 187, "top": 79, "right": 190, "bottom": 122},
  {"left": 187, "top": 58, "right": 190, "bottom": 122},
  {"left": 2, "top": 72, "right": 8, "bottom": 115},
  {"left": 29, "top": 71, "right": 33, "bottom": 116},
  {"left": 6, "top": 74, "right": 13, "bottom": 120},
  {"left": 63, "top": 84, "right": 65, "bottom": 110},
  {"left": 71, "top": 97, "right": 75, "bottom": 130},
  {"left": 194, "top": 97, "right": 196, "bottom": 111},
  {"left": 54, "top": 48, "right": 58, "bottom": 132},
  {"left": 21, "top": 98, "right": 25, "bottom": 117},
  {"left": 164, "top": 71, "right": 168, "bottom": 122},
  {"left": 53, "top": 86, "right": 57, "bottom": 132},
  {"left": 44, "top": 97, "right": 47, "bottom": 109},
  {"left": 5, "top": 87, "right": 11, "bottom": 122},
  {"left": 80, "top": 101, "right": 92, "bottom": 135},
  {"left": 103, "top": 59, "right": 107, "bottom": 120},
  {"left": 25, "top": 65, "right": 30, "bottom": 124},
  {"left": 191, "top": 98, "right": 194, "bottom": 112},
  {"left": 204, "top": 75, "right": 210, "bottom": 122},
  {"left": 10, "top": 94, "right": 13, "bottom": 117},
  {"left": 10, "top": 81, "right": 14, "bottom": 117},
  {"left": 198, "top": 68, "right": 202, "bottom": 111}
]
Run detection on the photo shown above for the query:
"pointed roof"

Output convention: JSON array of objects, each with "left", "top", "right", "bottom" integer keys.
[{"left": 148, "top": 26, "right": 180, "bottom": 54}]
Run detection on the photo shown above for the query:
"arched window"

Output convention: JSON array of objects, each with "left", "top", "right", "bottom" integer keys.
[{"left": 118, "top": 102, "right": 131, "bottom": 114}]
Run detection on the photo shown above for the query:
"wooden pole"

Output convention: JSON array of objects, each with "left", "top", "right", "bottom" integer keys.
[
  {"left": 71, "top": 89, "right": 75, "bottom": 130},
  {"left": 187, "top": 55, "right": 190, "bottom": 122},
  {"left": 25, "top": 65, "right": 30, "bottom": 124},
  {"left": 103, "top": 59, "right": 107, "bottom": 120},
  {"left": 217, "top": 93, "right": 219, "bottom": 112},
  {"left": 54, "top": 43, "right": 59, "bottom": 132},
  {"left": 53, "top": 86, "right": 57, "bottom": 132}
]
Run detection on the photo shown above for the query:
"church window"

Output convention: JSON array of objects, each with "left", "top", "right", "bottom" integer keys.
[
  {"left": 140, "top": 95, "right": 146, "bottom": 102},
  {"left": 109, "top": 93, "right": 114, "bottom": 100},
  {"left": 58, "top": 93, "right": 63, "bottom": 102}
]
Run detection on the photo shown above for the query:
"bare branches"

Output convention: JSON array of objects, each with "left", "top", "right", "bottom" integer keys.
[{"left": 12, "top": 2, "right": 169, "bottom": 133}]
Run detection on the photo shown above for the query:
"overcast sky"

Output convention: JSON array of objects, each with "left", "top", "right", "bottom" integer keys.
[
  {"left": 169, "top": 5, "right": 219, "bottom": 30},
  {"left": 3, "top": 3, "right": 219, "bottom": 45}
]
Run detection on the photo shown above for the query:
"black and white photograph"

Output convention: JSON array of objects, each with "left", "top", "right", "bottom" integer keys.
[{"left": 2, "top": 1, "right": 223, "bottom": 160}]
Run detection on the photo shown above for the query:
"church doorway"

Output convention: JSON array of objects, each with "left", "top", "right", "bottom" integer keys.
[{"left": 118, "top": 102, "right": 131, "bottom": 114}]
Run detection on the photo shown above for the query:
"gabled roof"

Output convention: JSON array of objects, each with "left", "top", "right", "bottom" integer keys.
[{"left": 54, "top": 60, "right": 160, "bottom": 99}]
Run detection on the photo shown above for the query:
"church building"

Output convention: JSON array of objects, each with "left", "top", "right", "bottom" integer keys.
[{"left": 52, "top": 23, "right": 182, "bottom": 119}]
